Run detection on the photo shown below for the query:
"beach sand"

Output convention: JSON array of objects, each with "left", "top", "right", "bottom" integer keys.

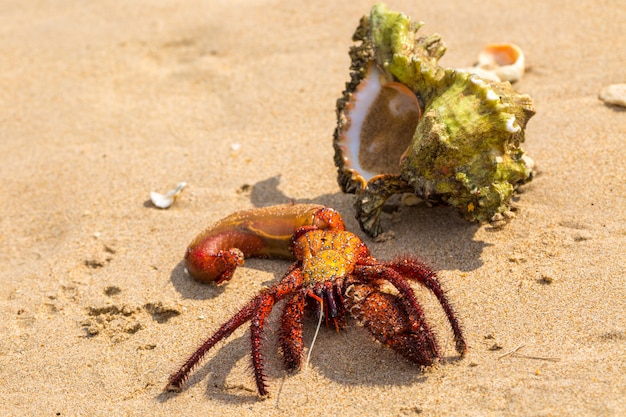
[{"left": 1, "top": 1, "right": 624, "bottom": 415}]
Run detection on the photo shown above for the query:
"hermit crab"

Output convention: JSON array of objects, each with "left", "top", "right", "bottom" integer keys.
[
  {"left": 167, "top": 204, "right": 466, "bottom": 397},
  {"left": 334, "top": 4, "right": 536, "bottom": 236}
]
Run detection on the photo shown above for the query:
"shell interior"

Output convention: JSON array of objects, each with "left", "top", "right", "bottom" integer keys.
[{"left": 337, "top": 64, "right": 421, "bottom": 184}]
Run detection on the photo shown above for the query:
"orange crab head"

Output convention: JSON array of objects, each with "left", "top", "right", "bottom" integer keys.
[{"left": 292, "top": 228, "right": 369, "bottom": 286}]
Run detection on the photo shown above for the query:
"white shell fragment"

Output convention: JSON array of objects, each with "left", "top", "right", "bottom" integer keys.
[
  {"left": 598, "top": 84, "right": 626, "bottom": 108},
  {"left": 464, "top": 43, "right": 525, "bottom": 83},
  {"left": 150, "top": 182, "right": 187, "bottom": 209}
]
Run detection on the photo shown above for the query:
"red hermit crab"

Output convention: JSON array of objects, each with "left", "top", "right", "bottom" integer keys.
[{"left": 167, "top": 204, "right": 466, "bottom": 397}]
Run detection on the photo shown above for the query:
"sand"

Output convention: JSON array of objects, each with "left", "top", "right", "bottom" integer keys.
[{"left": 1, "top": 1, "right": 624, "bottom": 416}]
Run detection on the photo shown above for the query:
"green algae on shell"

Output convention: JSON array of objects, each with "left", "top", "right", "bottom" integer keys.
[{"left": 334, "top": 3, "right": 536, "bottom": 237}]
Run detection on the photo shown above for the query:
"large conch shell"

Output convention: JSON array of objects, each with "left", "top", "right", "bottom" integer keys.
[{"left": 334, "top": 3, "right": 536, "bottom": 237}]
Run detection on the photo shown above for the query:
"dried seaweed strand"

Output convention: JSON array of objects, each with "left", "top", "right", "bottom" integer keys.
[
  {"left": 305, "top": 299, "right": 324, "bottom": 370},
  {"left": 498, "top": 344, "right": 561, "bottom": 362}
]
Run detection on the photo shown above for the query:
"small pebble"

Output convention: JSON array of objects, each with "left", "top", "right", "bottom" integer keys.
[{"left": 598, "top": 84, "right": 626, "bottom": 107}]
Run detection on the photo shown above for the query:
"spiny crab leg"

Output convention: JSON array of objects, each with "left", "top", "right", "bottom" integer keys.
[
  {"left": 184, "top": 204, "right": 345, "bottom": 283},
  {"left": 167, "top": 265, "right": 304, "bottom": 396},
  {"left": 249, "top": 270, "right": 304, "bottom": 396},
  {"left": 165, "top": 300, "right": 255, "bottom": 393},
  {"left": 278, "top": 290, "right": 307, "bottom": 371},
  {"left": 386, "top": 258, "right": 467, "bottom": 355}
]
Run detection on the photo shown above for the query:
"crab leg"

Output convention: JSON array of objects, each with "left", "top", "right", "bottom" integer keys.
[
  {"left": 167, "top": 264, "right": 303, "bottom": 396},
  {"left": 185, "top": 204, "right": 345, "bottom": 283},
  {"left": 250, "top": 294, "right": 274, "bottom": 395},
  {"left": 386, "top": 258, "right": 467, "bottom": 355},
  {"left": 249, "top": 267, "right": 304, "bottom": 396},
  {"left": 166, "top": 300, "right": 256, "bottom": 392},
  {"left": 279, "top": 291, "right": 307, "bottom": 371}
]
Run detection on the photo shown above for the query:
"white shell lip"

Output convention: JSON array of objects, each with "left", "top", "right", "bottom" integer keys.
[
  {"left": 339, "top": 64, "right": 385, "bottom": 184},
  {"left": 150, "top": 182, "right": 187, "bottom": 209}
]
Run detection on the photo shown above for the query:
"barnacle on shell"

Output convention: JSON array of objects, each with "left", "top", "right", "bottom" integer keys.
[{"left": 333, "top": 3, "right": 536, "bottom": 236}]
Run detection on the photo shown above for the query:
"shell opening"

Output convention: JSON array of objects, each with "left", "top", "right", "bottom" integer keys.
[
  {"left": 478, "top": 43, "right": 525, "bottom": 83},
  {"left": 338, "top": 64, "right": 422, "bottom": 182},
  {"left": 479, "top": 44, "right": 521, "bottom": 67}
]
